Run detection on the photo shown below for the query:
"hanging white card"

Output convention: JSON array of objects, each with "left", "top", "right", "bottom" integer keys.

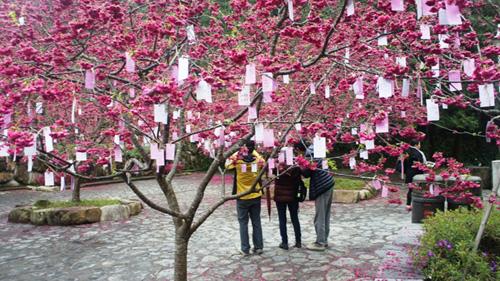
[
  {"left": 325, "top": 85, "right": 330, "bottom": 98},
  {"left": 377, "top": 35, "right": 388, "bottom": 46},
  {"left": 439, "top": 34, "right": 449, "bottom": 49},
  {"left": 287, "top": 0, "right": 294, "bottom": 21},
  {"left": 255, "top": 123, "right": 264, "bottom": 143},
  {"left": 349, "top": 157, "right": 356, "bottom": 169},
  {"left": 0, "top": 142, "right": 8, "bottom": 157},
  {"left": 285, "top": 147, "right": 294, "bottom": 165},
  {"left": 463, "top": 59, "right": 475, "bottom": 77},
  {"left": 479, "top": 84, "right": 495, "bottom": 107},
  {"left": 60, "top": 176, "right": 65, "bottom": 192},
  {"left": 262, "top": 73, "right": 274, "bottom": 92},
  {"left": 186, "top": 25, "right": 196, "bottom": 43},
  {"left": 426, "top": 99, "right": 440, "bottom": 121},
  {"left": 44, "top": 171, "right": 55, "bottom": 186},
  {"left": 396, "top": 57, "right": 406, "bottom": 67},
  {"left": 71, "top": 98, "right": 77, "bottom": 123},
  {"left": 377, "top": 77, "right": 393, "bottom": 98},
  {"left": 346, "top": 0, "right": 355, "bottom": 16},
  {"left": 43, "top": 127, "right": 53, "bottom": 152},
  {"left": 153, "top": 104, "right": 168, "bottom": 124},
  {"left": 353, "top": 77, "right": 364, "bottom": 99},
  {"left": 360, "top": 149, "right": 368, "bottom": 159},
  {"left": 420, "top": 24, "right": 431, "bottom": 40},
  {"left": 402, "top": 79, "right": 410, "bottom": 97},
  {"left": 76, "top": 151, "right": 87, "bottom": 161},
  {"left": 178, "top": 56, "right": 189, "bottom": 81},
  {"left": 196, "top": 80, "right": 212, "bottom": 103},
  {"left": 35, "top": 102, "right": 43, "bottom": 114},
  {"left": 238, "top": 85, "right": 251, "bottom": 106},
  {"left": 313, "top": 136, "right": 326, "bottom": 158}
]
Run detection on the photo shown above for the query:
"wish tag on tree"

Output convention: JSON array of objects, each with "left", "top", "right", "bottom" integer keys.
[
  {"left": 186, "top": 25, "right": 196, "bottom": 43},
  {"left": 463, "top": 59, "right": 475, "bottom": 77},
  {"left": 125, "top": 52, "right": 135, "bottom": 73},
  {"left": 245, "top": 63, "right": 256, "bottom": 85},
  {"left": 448, "top": 70, "right": 462, "bottom": 91},
  {"left": 313, "top": 136, "right": 326, "bottom": 158},
  {"left": 420, "top": 24, "right": 431, "bottom": 40},
  {"left": 287, "top": 0, "right": 294, "bottom": 21},
  {"left": 44, "top": 171, "right": 55, "bottom": 186},
  {"left": 349, "top": 157, "right": 356, "bottom": 169},
  {"left": 426, "top": 99, "right": 440, "bottom": 121},
  {"left": 283, "top": 75, "right": 290, "bottom": 84},
  {"left": 166, "top": 144, "right": 175, "bottom": 160},
  {"left": 445, "top": 1, "right": 462, "bottom": 25},
  {"left": 391, "top": 0, "right": 404, "bottom": 11},
  {"left": 262, "top": 73, "right": 274, "bottom": 92},
  {"left": 381, "top": 185, "right": 389, "bottom": 197},
  {"left": 76, "top": 151, "right": 87, "bottom": 161},
  {"left": 114, "top": 146, "right": 122, "bottom": 163},
  {"left": 154, "top": 104, "right": 168, "bottom": 124},
  {"left": 263, "top": 129, "right": 275, "bottom": 148},
  {"left": 60, "top": 176, "right": 65, "bottom": 192},
  {"left": 241, "top": 164, "right": 247, "bottom": 173},
  {"left": 402, "top": 79, "right": 410, "bottom": 97},
  {"left": 285, "top": 147, "right": 294, "bottom": 165},
  {"left": 268, "top": 158, "right": 275, "bottom": 169},
  {"left": 178, "top": 56, "right": 189, "bottom": 81},
  {"left": 248, "top": 106, "right": 257, "bottom": 120},
  {"left": 322, "top": 159, "right": 328, "bottom": 170},
  {"left": 375, "top": 116, "right": 389, "bottom": 133},
  {"left": 84, "top": 69, "right": 95, "bottom": 90},
  {"left": 346, "top": 0, "right": 355, "bottom": 16}
]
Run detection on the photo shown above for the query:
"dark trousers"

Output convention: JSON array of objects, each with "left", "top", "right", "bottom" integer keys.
[
  {"left": 406, "top": 187, "right": 412, "bottom": 206},
  {"left": 236, "top": 198, "right": 263, "bottom": 253},
  {"left": 276, "top": 201, "right": 301, "bottom": 245}
]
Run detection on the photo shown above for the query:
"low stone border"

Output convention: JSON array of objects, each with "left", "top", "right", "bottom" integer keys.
[
  {"left": 333, "top": 185, "right": 377, "bottom": 203},
  {"left": 8, "top": 199, "right": 143, "bottom": 226}
]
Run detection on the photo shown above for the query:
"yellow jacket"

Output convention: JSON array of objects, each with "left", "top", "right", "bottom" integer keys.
[{"left": 225, "top": 151, "right": 264, "bottom": 200}]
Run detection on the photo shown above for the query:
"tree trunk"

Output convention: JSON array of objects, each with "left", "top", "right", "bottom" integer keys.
[
  {"left": 174, "top": 231, "right": 189, "bottom": 281},
  {"left": 72, "top": 177, "right": 81, "bottom": 202}
]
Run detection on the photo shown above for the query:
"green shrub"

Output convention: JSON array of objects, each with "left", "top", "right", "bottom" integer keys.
[{"left": 415, "top": 208, "right": 499, "bottom": 281}]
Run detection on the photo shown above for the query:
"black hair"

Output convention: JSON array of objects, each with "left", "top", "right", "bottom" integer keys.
[
  {"left": 245, "top": 140, "right": 255, "bottom": 154},
  {"left": 293, "top": 141, "right": 308, "bottom": 151}
]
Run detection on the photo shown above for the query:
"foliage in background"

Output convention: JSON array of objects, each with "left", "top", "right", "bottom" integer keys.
[{"left": 415, "top": 209, "right": 499, "bottom": 281}]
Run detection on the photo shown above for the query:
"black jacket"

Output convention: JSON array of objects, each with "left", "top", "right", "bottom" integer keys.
[
  {"left": 302, "top": 160, "right": 334, "bottom": 200},
  {"left": 403, "top": 147, "right": 425, "bottom": 184},
  {"left": 274, "top": 167, "right": 303, "bottom": 203}
]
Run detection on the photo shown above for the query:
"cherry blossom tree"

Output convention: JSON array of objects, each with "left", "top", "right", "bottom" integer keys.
[{"left": 0, "top": 0, "right": 498, "bottom": 280}]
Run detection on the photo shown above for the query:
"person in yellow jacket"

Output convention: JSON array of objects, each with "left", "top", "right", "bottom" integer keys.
[{"left": 225, "top": 140, "right": 265, "bottom": 256}]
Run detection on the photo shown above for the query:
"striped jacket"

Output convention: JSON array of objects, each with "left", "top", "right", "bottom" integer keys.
[{"left": 302, "top": 160, "right": 335, "bottom": 200}]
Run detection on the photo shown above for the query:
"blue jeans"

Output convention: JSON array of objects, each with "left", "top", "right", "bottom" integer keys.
[
  {"left": 276, "top": 201, "right": 301, "bottom": 245},
  {"left": 236, "top": 198, "right": 263, "bottom": 253}
]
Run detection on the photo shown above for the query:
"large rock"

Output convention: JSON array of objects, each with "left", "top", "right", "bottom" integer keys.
[
  {"left": 8, "top": 206, "right": 32, "bottom": 223},
  {"left": 46, "top": 207, "right": 101, "bottom": 225},
  {"left": 333, "top": 190, "right": 360, "bottom": 203},
  {"left": 100, "top": 204, "right": 130, "bottom": 221},
  {"left": 126, "top": 201, "right": 143, "bottom": 216},
  {"left": 0, "top": 172, "right": 14, "bottom": 184},
  {"left": 30, "top": 209, "right": 50, "bottom": 225}
]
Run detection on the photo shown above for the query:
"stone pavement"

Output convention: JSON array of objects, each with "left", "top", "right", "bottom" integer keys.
[{"left": 0, "top": 174, "right": 423, "bottom": 281}]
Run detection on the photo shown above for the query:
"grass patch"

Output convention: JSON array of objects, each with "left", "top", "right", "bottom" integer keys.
[
  {"left": 303, "top": 177, "right": 366, "bottom": 190},
  {"left": 33, "top": 199, "right": 121, "bottom": 209},
  {"left": 335, "top": 177, "right": 366, "bottom": 190}
]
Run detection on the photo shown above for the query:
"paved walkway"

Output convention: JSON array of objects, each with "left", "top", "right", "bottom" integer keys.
[{"left": 0, "top": 174, "right": 422, "bottom": 281}]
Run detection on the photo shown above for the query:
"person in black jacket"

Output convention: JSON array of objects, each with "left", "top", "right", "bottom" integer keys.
[
  {"left": 294, "top": 142, "right": 335, "bottom": 251},
  {"left": 402, "top": 140, "right": 426, "bottom": 211},
  {"left": 273, "top": 165, "right": 303, "bottom": 250}
]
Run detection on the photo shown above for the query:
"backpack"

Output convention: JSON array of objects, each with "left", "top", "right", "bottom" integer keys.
[{"left": 297, "top": 179, "right": 307, "bottom": 202}]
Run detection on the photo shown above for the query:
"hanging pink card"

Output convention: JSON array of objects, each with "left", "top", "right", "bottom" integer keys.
[
  {"left": 241, "top": 164, "right": 247, "bottom": 173},
  {"left": 278, "top": 151, "right": 285, "bottom": 163},
  {"left": 165, "top": 143, "right": 175, "bottom": 161},
  {"left": 114, "top": 146, "right": 123, "bottom": 162},
  {"left": 420, "top": 24, "right": 431, "bottom": 40},
  {"left": 268, "top": 158, "right": 275, "bottom": 169},
  {"left": 263, "top": 91, "right": 273, "bottom": 103},
  {"left": 85, "top": 70, "right": 95, "bottom": 90},
  {"left": 372, "top": 180, "right": 381, "bottom": 190},
  {"left": 448, "top": 70, "right": 462, "bottom": 91},
  {"left": 129, "top": 88, "right": 135, "bottom": 98},
  {"left": 285, "top": 147, "right": 294, "bottom": 165},
  {"left": 263, "top": 129, "right": 275, "bottom": 148},
  {"left": 354, "top": 77, "right": 364, "bottom": 99},
  {"left": 445, "top": 2, "right": 462, "bottom": 25},
  {"left": 423, "top": 0, "right": 435, "bottom": 16},
  {"left": 245, "top": 63, "right": 256, "bottom": 85},
  {"left": 156, "top": 149, "right": 165, "bottom": 166},
  {"left": 375, "top": 116, "right": 389, "bottom": 133},
  {"left": 463, "top": 59, "right": 475, "bottom": 77},
  {"left": 262, "top": 73, "right": 274, "bottom": 92},
  {"left": 381, "top": 185, "right": 388, "bottom": 197},
  {"left": 125, "top": 52, "right": 135, "bottom": 73},
  {"left": 248, "top": 106, "right": 257, "bottom": 119},
  {"left": 391, "top": 0, "right": 404, "bottom": 12},
  {"left": 322, "top": 159, "right": 328, "bottom": 170}
]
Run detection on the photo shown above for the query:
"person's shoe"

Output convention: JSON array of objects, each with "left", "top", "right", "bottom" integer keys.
[
  {"left": 240, "top": 249, "right": 250, "bottom": 256},
  {"left": 279, "top": 243, "right": 289, "bottom": 250},
  {"left": 306, "top": 242, "right": 326, "bottom": 251},
  {"left": 406, "top": 205, "right": 412, "bottom": 212},
  {"left": 294, "top": 242, "right": 302, "bottom": 248},
  {"left": 253, "top": 248, "right": 264, "bottom": 255}
]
